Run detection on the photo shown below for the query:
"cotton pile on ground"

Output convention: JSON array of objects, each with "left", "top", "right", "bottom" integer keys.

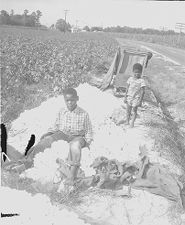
[
  {"left": 8, "top": 84, "right": 122, "bottom": 153},
  {"left": 8, "top": 96, "right": 65, "bottom": 154},
  {"left": 1, "top": 187, "right": 90, "bottom": 225},
  {"left": 21, "top": 122, "right": 153, "bottom": 183},
  {"left": 10, "top": 84, "right": 181, "bottom": 183},
  {"left": 16, "top": 84, "right": 153, "bottom": 182},
  {"left": 5, "top": 84, "right": 184, "bottom": 225}
]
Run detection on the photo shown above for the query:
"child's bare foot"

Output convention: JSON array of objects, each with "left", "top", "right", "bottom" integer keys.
[{"left": 130, "top": 124, "right": 134, "bottom": 128}]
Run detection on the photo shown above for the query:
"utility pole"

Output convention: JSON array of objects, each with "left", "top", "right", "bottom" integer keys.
[
  {"left": 64, "top": 9, "right": 69, "bottom": 33},
  {"left": 160, "top": 26, "right": 168, "bottom": 32},
  {"left": 175, "top": 22, "right": 185, "bottom": 43},
  {"left": 76, "top": 20, "right": 78, "bottom": 32},
  {"left": 159, "top": 27, "right": 168, "bottom": 40}
]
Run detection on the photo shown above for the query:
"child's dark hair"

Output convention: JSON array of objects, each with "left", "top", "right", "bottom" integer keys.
[
  {"left": 63, "top": 88, "right": 78, "bottom": 97},
  {"left": 133, "top": 63, "right": 143, "bottom": 72}
]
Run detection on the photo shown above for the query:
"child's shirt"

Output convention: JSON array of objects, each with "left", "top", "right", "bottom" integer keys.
[
  {"left": 48, "top": 106, "right": 93, "bottom": 144},
  {"left": 126, "top": 77, "right": 146, "bottom": 99}
]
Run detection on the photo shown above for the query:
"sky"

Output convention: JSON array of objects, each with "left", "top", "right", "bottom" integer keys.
[{"left": 1, "top": 0, "right": 185, "bottom": 31}]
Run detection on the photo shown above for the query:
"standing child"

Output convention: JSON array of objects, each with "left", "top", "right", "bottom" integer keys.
[{"left": 124, "top": 63, "right": 146, "bottom": 128}]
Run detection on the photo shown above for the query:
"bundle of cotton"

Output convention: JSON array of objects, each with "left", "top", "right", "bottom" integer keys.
[
  {"left": 10, "top": 83, "right": 155, "bottom": 183},
  {"left": 81, "top": 119, "right": 153, "bottom": 176},
  {"left": 89, "top": 118, "right": 152, "bottom": 162},
  {"left": 90, "top": 119, "right": 127, "bottom": 159},
  {"left": 77, "top": 85, "right": 151, "bottom": 163},
  {"left": 9, "top": 84, "right": 123, "bottom": 154},
  {"left": 22, "top": 112, "right": 154, "bottom": 182},
  {"left": 21, "top": 119, "right": 136, "bottom": 182},
  {"left": 8, "top": 96, "right": 64, "bottom": 153},
  {"left": 22, "top": 139, "right": 96, "bottom": 182},
  {"left": 87, "top": 120, "right": 152, "bottom": 176},
  {"left": 1, "top": 187, "right": 90, "bottom": 225},
  {"left": 77, "top": 84, "right": 122, "bottom": 126},
  {"left": 21, "top": 140, "right": 69, "bottom": 183}
]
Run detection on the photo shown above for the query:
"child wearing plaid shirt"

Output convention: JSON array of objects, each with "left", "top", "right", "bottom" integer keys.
[{"left": 26, "top": 88, "right": 93, "bottom": 185}]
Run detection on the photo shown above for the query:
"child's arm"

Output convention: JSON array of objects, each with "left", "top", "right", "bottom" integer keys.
[
  {"left": 40, "top": 111, "right": 61, "bottom": 140},
  {"left": 124, "top": 83, "right": 129, "bottom": 103},
  {"left": 138, "top": 87, "right": 145, "bottom": 106}
]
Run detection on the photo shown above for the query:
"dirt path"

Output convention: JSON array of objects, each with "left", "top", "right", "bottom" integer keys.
[{"left": 116, "top": 38, "right": 185, "bottom": 66}]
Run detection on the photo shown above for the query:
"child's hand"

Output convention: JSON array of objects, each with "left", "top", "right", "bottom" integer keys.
[{"left": 124, "top": 98, "right": 127, "bottom": 103}]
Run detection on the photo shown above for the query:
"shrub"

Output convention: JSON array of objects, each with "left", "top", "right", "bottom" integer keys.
[{"left": 0, "top": 27, "right": 118, "bottom": 127}]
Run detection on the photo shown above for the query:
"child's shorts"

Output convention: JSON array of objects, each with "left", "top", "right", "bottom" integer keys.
[{"left": 127, "top": 96, "right": 140, "bottom": 107}]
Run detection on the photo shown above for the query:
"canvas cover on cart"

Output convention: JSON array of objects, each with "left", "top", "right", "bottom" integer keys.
[{"left": 100, "top": 48, "right": 152, "bottom": 91}]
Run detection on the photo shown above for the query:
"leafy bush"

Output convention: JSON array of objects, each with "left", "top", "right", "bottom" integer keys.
[{"left": 0, "top": 27, "right": 118, "bottom": 127}]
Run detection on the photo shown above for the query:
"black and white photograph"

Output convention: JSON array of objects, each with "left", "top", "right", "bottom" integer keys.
[{"left": 1, "top": 0, "right": 185, "bottom": 224}]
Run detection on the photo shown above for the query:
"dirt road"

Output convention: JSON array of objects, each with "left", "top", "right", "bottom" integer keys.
[{"left": 116, "top": 38, "right": 185, "bottom": 66}]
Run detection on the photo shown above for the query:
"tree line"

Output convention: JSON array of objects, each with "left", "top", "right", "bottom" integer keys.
[
  {"left": 103, "top": 26, "right": 180, "bottom": 35},
  {"left": 83, "top": 25, "right": 181, "bottom": 35},
  {"left": 1, "top": 9, "right": 182, "bottom": 35},
  {"left": 0, "top": 10, "right": 42, "bottom": 27}
]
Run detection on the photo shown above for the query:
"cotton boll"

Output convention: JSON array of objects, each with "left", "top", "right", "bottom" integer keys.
[{"left": 22, "top": 140, "right": 70, "bottom": 183}]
